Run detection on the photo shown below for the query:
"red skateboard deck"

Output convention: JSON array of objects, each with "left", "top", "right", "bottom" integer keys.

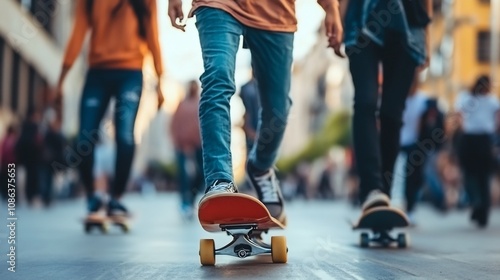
[
  {"left": 198, "top": 193, "right": 285, "bottom": 232},
  {"left": 197, "top": 193, "right": 287, "bottom": 265}
]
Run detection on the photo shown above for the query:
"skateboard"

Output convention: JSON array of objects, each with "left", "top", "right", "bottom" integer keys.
[
  {"left": 83, "top": 212, "right": 130, "bottom": 234},
  {"left": 198, "top": 193, "right": 287, "bottom": 266},
  {"left": 352, "top": 206, "right": 410, "bottom": 248}
]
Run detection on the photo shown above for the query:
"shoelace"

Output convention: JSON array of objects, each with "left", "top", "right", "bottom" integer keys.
[
  {"left": 210, "top": 182, "right": 234, "bottom": 192},
  {"left": 254, "top": 170, "right": 279, "bottom": 203}
]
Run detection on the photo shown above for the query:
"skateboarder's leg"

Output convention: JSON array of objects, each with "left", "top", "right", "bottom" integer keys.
[
  {"left": 347, "top": 36, "right": 384, "bottom": 205},
  {"left": 77, "top": 70, "right": 113, "bottom": 212},
  {"left": 243, "top": 28, "right": 293, "bottom": 220},
  {"left": 380, "top": 37, "right": 418, "bottom": 197},
  {"left": 108, "top": 70, "right": 143, "bottom": 214},
  {"left": 195, "top": 7, "right": 243, "bottom": 190}
]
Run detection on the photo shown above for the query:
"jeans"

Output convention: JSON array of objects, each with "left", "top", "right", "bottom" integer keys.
[
  {"left": 401, "top": 144, "right": 427, "bottom": 213},
  {"left": 77, "top": 69, "right": 143, "bottom": 199},
  {"left": 176, "top": 148, "right": 204, "bottom": 207},
  {"left": 195, "top": 7, "right": 294, "bottom": 187},
  {"left": 459, "top": 134, "right": 494, "bottom": 214},
  {"left": 347, "top": 34, "right": 418, "bottom": 203}
]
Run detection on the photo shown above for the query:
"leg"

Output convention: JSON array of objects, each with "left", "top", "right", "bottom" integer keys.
[
  {"left": 347, "top": 35, "right": 383, "bottom": 203},
  {"left": 404, "top": 145, "right": 425, "bottom": 213},
  {"left": 77, "top": 70, "right": 112, "bottom": 201},
  {"left": 25, "top": 163, "right": 38, "bottom": 205},
  {"left": 112, "top": 70, "right": 143, "bottom": 199},
  {"left": 190, "top": 148, "right": 205, "bottom": 204},
  {"left": 380, "top": 36, "right": 418, "bottom": 195},
  {"left": 244, "top": 28, "right": 294, "bottom": 170},
  {"left": 195, "top": 7, "right": 243, "bottom": 187},
  {"left": 175, "top": 150, "right": 190, "bottom": 207},
  {"left": 241, "top": 28, "right": 293, "bottom": 219}
]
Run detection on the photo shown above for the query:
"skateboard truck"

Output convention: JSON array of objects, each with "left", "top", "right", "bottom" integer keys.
[
  {"left": 217, "top": 224, "right": 271, "bottom": 258},
  {"left": 199, "top": 223, "right": 287, "bottom": 266},
  {"left": 360, "top": 229, "right": 408, "bottom": 248}
]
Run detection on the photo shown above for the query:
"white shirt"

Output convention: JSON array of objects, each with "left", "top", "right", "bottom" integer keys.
[
  {"left": 455, "top": 91, "right": 500, "bottom": 134},
  {"left": 400, "top": 92, "right": 429, "bottom": 146}
]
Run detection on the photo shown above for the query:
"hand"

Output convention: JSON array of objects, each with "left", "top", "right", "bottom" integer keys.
[
  {"left": 418, "top": 56, "right": 430, "bottom": 72},
  {"left": 157, "top": 84, "right": 165, "bottom": 111},
  {"left": 325, "top": 8, "right": 344, "bottom": 58},
  {"left": 54, "top": 81, "right": 64, "bottom": 111},
  {"left": 168, "top": 0, "right": 186, "bottom": 31}
]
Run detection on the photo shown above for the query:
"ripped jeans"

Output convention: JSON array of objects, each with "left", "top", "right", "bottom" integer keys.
[{"left": 76, "top": 69, "right": 143, "bottom": 199}]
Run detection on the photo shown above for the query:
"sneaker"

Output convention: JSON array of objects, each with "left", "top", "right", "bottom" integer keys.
[
  {"left": 201, "top": 180, "right": 238, "bottom": 200},
  {"left": 107, "top": 199, "right": 129, "bottom": 217},
  {"left": 246, "top": 166, "right": 286, "bottom": 222},
  {"left": 87, "top": 195, "right": 104, "bottom": 213},
  {"left": 362, "top": 189, "right": 390, "bottom": 212}
]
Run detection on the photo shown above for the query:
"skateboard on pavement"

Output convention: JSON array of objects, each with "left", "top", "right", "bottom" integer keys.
[
  {"left": 352, "top": 206, "right": 410, "bottom": 248},
  {"left": 83, "top": 212, "right": 130, "bottom": 234},
  {"left": 198, "top": 193, "right": 287, "bottom": 266}
]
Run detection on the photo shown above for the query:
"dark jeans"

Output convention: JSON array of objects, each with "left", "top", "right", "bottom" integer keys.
[
  {"left": 77, "top": 69, "right": 143, "bottom": 199},
  {"left": 39, "top": 165, "right": 54, "bottom": 206},
  {"left": 459, "top": 134, "right": 493, "bottom": 216},
  {"left": 176, "top": 149, "right": 204, "bottom": 207},
  {"left": 25, "top": 163, "right": 39, "bottom": 205},
  {"left": 401, "top": 144, "right": 426, "bottom": 213},
  {"left": 348, "top": 34, "right": 418, "bottom": 203}
]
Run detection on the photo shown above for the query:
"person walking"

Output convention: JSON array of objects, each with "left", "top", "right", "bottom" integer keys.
[
  {"left": 170, "top": 80, "right": 204, "bottom": 220},
  {"left": 456, "top": 75, "right": 499, "bottom": 228},
  {"left": 56, "top": 0, "right": 164, "bottom": 216}
]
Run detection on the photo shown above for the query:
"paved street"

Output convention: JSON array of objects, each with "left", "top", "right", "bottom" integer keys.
[{"left": 0, "top": 193, "right": 499, "bottom": 279}]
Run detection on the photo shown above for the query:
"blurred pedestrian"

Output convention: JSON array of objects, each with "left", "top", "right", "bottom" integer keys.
[
  {"left": 56, "top": 0, "right": 164, "bottom": 217},
  {"left": 170, "top": 80, "right": 204, "bottom": 219},
  {"left": 0, "top": 125, "right": 19, "bottom": 200},
  {"left": 168, "top": 0, "right": 343, "bottom": 222},
  {"left": 39, "top": 117, "right": 66, "bottom": 207},
  {"left": 456, "top": 75, "right": 499, "bottom": 228},
  {"left": 399, "top": 77, "right": 428, "bottom": 221},
  {"left": 16, "top": 108, "right": 43, "bottom": 206},
  {"left": 240, "top": 75, "right": 260, "bottom": 154},
  {"left": 342, "top": 0, "right": 433, "bottom": 213}
]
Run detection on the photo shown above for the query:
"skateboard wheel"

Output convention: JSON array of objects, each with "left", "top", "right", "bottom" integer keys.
[
  {"left": 271, "top": 236, "right": 287, "bottom": 263},
  {"left": 199, "top": 239, "right": 216, "bottom": 266},
  {"left": 397, "top": 233, "right": 408, "bottom": 248},
  {"left": 360, "top": 233, "right": 370, "bottom": 248}
]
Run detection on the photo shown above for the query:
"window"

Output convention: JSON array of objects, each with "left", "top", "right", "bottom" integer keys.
[{"left": 477, "top": 31, "right": 500, "bottom": 63}]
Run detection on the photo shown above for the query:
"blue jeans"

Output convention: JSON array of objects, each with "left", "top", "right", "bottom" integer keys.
[
  {"left": 77, "top": 69, "right": 143, "bottom": 199},
  {"left": 176, "top": 148, "right": 204, "bottom": 207},
  {"left": 195, "top": 7, "right": 294, "bottom": 187}
]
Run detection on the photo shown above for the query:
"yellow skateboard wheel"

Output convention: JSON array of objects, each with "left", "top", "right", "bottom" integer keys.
[
  {"left": 199, "top": 239, "right": 216, "bottom": 266},
  {"left": 271, "top": 236, "right": 287, "bottom": 263}
]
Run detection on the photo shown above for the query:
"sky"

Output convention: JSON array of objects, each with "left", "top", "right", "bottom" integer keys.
[{"left": 156, "top": 0, "right": 325, "bottom": 88}]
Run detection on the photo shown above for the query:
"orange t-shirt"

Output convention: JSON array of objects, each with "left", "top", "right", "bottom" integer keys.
[
  {"left": 62, "top": 0, "right": 163, "bottom": 77},
  {"left": 189, "top": 0, "right": 334, "bottom": 32}
]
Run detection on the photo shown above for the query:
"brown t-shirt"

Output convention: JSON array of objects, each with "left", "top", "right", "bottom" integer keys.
[
  {"left": 63, "top": 0, "right": 163, "bottom": 76},
  {"left": 190, "top": 0, "right": 333, "bottom": 32}
]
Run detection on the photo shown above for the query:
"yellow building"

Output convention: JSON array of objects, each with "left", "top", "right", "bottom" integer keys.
[
  {"left": 428, "top": 0, "right": 499, "bottom": 106},
  {"left": 453, "top": 0, "right": 496, "bottom": 90}
]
